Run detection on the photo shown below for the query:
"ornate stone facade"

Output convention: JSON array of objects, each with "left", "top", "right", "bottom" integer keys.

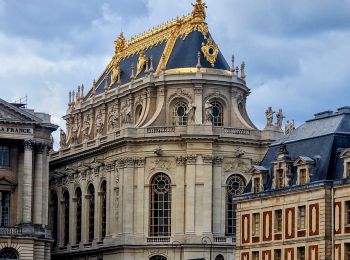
[
  {"left": 49, "top": 1, "right": 282, "bottom": 260},
  {"left": 0, "top": 99, "right": 58, "bottom": 260}
]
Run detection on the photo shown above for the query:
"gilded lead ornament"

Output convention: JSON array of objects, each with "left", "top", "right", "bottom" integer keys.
[
  {"left": 136, "top": 50, "right": 147, "bottom": 77},
  {"left": 201, "top": 37, "right": 219, "bottom": 67}
]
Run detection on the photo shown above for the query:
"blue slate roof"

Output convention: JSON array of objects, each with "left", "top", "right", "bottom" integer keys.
[{"left": 249, "top": 108, "right": 350, "bottom": 192}]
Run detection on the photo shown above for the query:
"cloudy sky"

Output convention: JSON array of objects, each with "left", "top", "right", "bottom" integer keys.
[{"left": 1, "top": 0, "right": 350, "bottom": 148}]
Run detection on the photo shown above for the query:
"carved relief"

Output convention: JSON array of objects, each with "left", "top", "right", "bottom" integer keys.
[
  {"left": 224, "top": 158, "right": 251, "bottom": 173},
  {"left": 108, "top": 102, "right": 120, "bottom": 131},
  {"left": 83, "top": 112, "right": 92, "bottom": 141},
  {"left": 95, "top": 109, "right": 105, "bottom": 136},
  {"left": 121, "top": 99, "right": 132, "bottom": 125},
  {"left": 148, "top": 158, "right": 172, "bottom": 172}
]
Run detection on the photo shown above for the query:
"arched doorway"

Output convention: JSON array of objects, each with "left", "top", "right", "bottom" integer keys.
[
  {"left": 0, "top": 247, "right": 19, "bottom": 260},
  {"left": 149, "top": 256, "right": 166, "bottom": 260}
]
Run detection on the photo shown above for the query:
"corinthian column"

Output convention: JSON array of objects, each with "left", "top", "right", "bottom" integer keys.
[
  {"left": 33, "top": 142, "right": 45, "bottom": 224},
  {"left": 23, "top": 139, "right": 34, "bottom": 223}
]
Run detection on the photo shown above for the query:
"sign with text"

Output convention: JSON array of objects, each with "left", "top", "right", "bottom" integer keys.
[{"left": 0, "top": 126, "right": 33, "bottom": 135}]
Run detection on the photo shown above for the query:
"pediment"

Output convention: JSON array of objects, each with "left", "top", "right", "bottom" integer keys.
[
  {"left": 0, "top": 176, "right": 16, "bottom": 186},
  {"left": 249, "top": 165, "right": 268, "bottom": 175},
  {"left": 0, "top": 99, "right": 41, "bottom": 123},
  {"left": 293, "top": 156, "right": 315, "bottom": 166}
]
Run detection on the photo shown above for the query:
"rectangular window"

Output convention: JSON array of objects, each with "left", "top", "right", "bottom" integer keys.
[
  {"left": 252, "top": 213, "right": 260, "bottom": 236},
  {"left": 0, "top": 146, "right": 10, "bottom": 167},
  {"left": 254, "top": 177, "right": 261, "bottom": 193},
  {"left": 252, "top": 251, "right": 259, "bottom": 260},
  {"left": 346, "top": 243, "right": 350, "bottom": 260},
  {"left": 274, "top": 209, "right": 282, "bottom": 233},
  {"left": 299, "top": 168, "right": 307, "bottom": 184},
  {"left": 346, "top": 201, "right": 350, "bottom": 226},
  {"left": 346, "top": 162, "right": 350, "bottom": 178},
  {"left": 274, "top": 249, "right": 282, "bottom": 260},
  {"left": 0, "top": 192, "right": 10, "bottom": 226},
  {"left": 276, "top": 169, "right": 284, "bottom": 188},
  {"left": 297, "top": 247, "right": 305, "bottom": 260},
  {"left": 298, "top": 206, "right": 306, "bottom": 230}
]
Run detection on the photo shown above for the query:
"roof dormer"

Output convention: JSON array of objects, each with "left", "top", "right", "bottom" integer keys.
[
  {"left": 340, "top": 148, "right": 350, "bottom": 179},
  {"left": 293, "top": 156, "right": 315, "bottom": 185},
  {"left": 249, "top": 166, "right": 268, "bottom": 193},
  {"left": 272, "top": 143, "right": 293, "bottom": 189}
]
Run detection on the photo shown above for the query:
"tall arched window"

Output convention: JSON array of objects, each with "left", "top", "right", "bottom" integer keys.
[
  {"left": 63, "top": 190, "right": 70, "bottom": 246},
  {"left": 75, "top": 187, "right": 82, "bottom": 244},
  {"left": 172, "top": 101, "right": 188, "bottom": 126},
  {"left": 226, "top": 174, "right": 246, "bottom": 237},
  {"left": 210, "top": 101, "right": 223, "bottom": 126},
  {"left": 87, "top": 184, "right": 95, "bottom": 242},
  {"left": 150, "top": 256, "right": 167, "bottom": 260},
  {"left": 0, "top": 247, "right": 19, "bottom": 259},
  {"left": 50, "top": 191, "right": 58, "bottom": 247},
  {"left": 0, "top": 191, "right": 10, "bottom": 227},
  {"left": 150, "top": 173, "right": 171, "bottom": 237},
  {"left": 100, "top": 181, "right": 107, "bottom": 240}
]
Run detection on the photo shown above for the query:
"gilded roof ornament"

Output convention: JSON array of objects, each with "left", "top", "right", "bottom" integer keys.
[
  {"left": 110, "top": 60, "right": 121, "bottom": 86},
  {"left": 136, "top": 50, "right": 147, "bottom": 77},
  {"left": 114, "top": 32, "right": 126, "bottom": 55},
  {"left": 191, "top": 0, "right": 207, "bottom": 20},
  {"left": 201, "top": 37, "right": 219, "bottom": 67}
]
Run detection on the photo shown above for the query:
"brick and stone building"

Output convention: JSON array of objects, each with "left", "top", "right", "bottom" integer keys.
[
  {"left": 235, "top": 108, "right": 350, "bottom": 260},
  {"left": 0, "top": 98, "right": 58, "bottom": 259},
  {"left": 48, "top": 1, "right": 283, "bottom": 259}
]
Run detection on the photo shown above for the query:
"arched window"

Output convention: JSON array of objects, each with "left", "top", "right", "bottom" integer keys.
[
  {"left": 63, "top": 190, "right": 70, "bottom": 246},
  {"left": 100, "top": 181, "right": 107, "bottom": 240},
  {"left": 50, "top": 191, "right": 58, "bottom": 247},
  {"left": 135, "top": 104, "right": 143, "bottom": 122},
  {"left": 215, "top": 254, "right": 224, "bottom": 260},
  {"left": 150, "top": 173, "right": 171, "bottom": 237},
  {"left": 0, "top": 146, "right": 9, "bottom": 167},
  {"left": 172, "top": 101, "right": 188, "bottom": 126},
  {"left": 226, "top": 174, "right": 246, "bottom": 237},
  {"left": 150, "top": 256, "right": 167, "bottom": 260},
  {"left": 87, "top": 184, "right": 95, "bottom": 242},
  {"left": 210, "top": 101, "right": 223, "bottom": 126},
  {"left": 75, "top": 187, "right": 82, "bottom": 244},
  {"left": 0, "top": 247, "right": 19, "bottom": 259}
]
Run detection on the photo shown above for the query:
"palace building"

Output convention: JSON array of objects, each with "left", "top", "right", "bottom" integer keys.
[
  {"left": 0, "top": 98, "right": 58, "bottom": 260},
  {"left": 234, "top": 108, "right": 350, "bottom": 260},
  {"left": 49, "top": 1, "right": 284, "bottom": 259}
]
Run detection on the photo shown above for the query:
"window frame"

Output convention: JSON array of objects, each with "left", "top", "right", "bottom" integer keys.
[
  {"left": 297, "top": 246, "right": 305, "bottom": 260},
  {"left": 75, "top": 187, "right": 82, "bottom": 244},
  {"left": 0, "top": 146, "right": 10, "bottom": 168},
  {"left": 210, "top": 100, "right": 223, "bottom": 127},
  {"left": 172, "top": 101, "right": 188, "bottom": 126},
  {"left": 87, "top": 184, "right": 95, "bottom": 242},
  {"left": 297, "top": 205, "right": 306, "bottom": 230},
  {"left": 274, "top": 209, "right": 283, "bottom": 233},
  {"left": 252, "top": 213, "right": 260, "bottom": 237}
]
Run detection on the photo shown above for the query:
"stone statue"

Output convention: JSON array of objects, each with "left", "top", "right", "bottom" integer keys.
[
  {"left": 95, "top": 110, "right": 104, "bottom": 136},
  {"left": 121, "top": 100, "right": 132, "bottom": 125},
  {"left": 187, "top": 103, "right": 196, "bottom": 124},
  {"left": 136, "top": 50, "right": 147, "bottom": 76},
  {"left": 108, "top": 104, "right": 120, "bottom": 130},
  {"left": 83, "top": 117, "right": 91, "bottom": 141},
  {"left": 204, "top": 101, "right": 213, "bottom": 123},
  {"left": 285, "top": 120, "right": 296, "bottom": 135},
  {"left": 71, "top": 123, "right": 78, "bottom": 145},
  {"left": 276, "top": 109, "right": 284, "bottom": 129},
  {"left": 59, "top": 129, "right": 67, "bottom": 148},
  {"left": 265, "top": 107, "right": 274, "bottom": 128}
]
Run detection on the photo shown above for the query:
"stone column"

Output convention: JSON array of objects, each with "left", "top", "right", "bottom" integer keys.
[
  {"left": 212, "top": 157, "right": 223, "bottom": 234},
  {"left": 202, "top": 155, "right": 213, "bottom": 234},
  {"left": 33, "top": 142, "right": 45, "bottom": 224},
  {"left": 105, "top": 162, "right": 113, "bottom": 237},
  {"left": 194, "top": 84, "right": 203, "bottom": 124},
  {"left": 23, "top": 139, "right": 34, "bottom": 223},
  {"left": 123, "top": 158, "right": 134, "bottom": 234},
  {"left": 185, "top": 155, "right": 197, "bottom": 234},
  {"left": 175, "top": 157, "right": 186, "bottom": 236},
  {"left": 135, "top": 158, "right": 145, "bottom": 236},
  {"left": 16, "top": 151, "right": 24, "bottom": 224},
  {"left": 42, "top": 145, "right": 50, "bottom": 225}
]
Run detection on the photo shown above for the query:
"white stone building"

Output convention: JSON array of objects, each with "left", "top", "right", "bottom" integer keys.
[
  {"left": 49, "top": 1, "right": 282, "bottom": 259},
  {"left": 0, "top": 98, "right": 58, "bottom": 259}
]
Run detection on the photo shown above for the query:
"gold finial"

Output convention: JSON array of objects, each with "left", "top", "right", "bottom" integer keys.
[
  {"left": 114, "top": 32, "right": 126, "bottom": 54},
  {"left": 191, "top": 0, "right": 207, "bottom": 20}
]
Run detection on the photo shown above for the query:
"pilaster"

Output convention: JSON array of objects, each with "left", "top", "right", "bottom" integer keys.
[
  {"left": 33, "top": 142, "right": 45, "bottom": 224},
  {"left": 23, "top": 139, "right": 34, "bottom": 223},
  {"left": 185, "top": 155, "right": 197, "bottom": 234}
]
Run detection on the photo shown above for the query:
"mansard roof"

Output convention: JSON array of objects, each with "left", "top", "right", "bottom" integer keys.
[
  {"left": 87, "top": 0, "right": 231, "bottom": 97},
  {"left": 259, "top": 107, "right": 350, "bottom": 188}
]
